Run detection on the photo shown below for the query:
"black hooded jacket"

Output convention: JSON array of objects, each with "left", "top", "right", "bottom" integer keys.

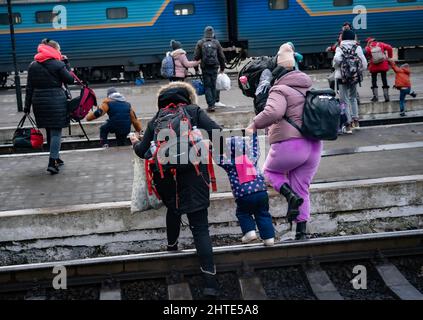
[{"left": 133, "top": 83, "right": 222, "bottom": 214}]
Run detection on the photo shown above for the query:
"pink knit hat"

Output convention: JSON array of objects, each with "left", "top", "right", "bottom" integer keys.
[{"left": 277, "top": 43, "right": 295, "bottom": 69}]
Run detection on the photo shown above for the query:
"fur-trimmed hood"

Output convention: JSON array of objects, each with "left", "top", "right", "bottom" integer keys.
[{"left": 157, "top": 81, "right": 198, "bottom": 109}]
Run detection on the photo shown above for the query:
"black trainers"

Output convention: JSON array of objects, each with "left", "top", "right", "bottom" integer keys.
[
  {"left": 207, "top": 106, "right": 216, "bottom": 113},
  {"left": 56, "top": 158, "right": 64, "bottom": 166},
  {"left": 410, "top": 91, "right": 417, "bottom": 98},
  {"left": 400, "top": 112, "right": 406, "bottom": 117},
  {"left": 47, "top": 158, "right": 59, "bottom": 175},
  {"left": 203, "top": 273, "right": 219, "bottom": 298}
]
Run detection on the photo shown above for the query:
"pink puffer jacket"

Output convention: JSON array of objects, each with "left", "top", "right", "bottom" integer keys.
[
  {"left": 253, "top": 70, "right": 312, "bottom": 145},
  {"left": 171, "top": 49, "right": 200, "bottom": 78}
]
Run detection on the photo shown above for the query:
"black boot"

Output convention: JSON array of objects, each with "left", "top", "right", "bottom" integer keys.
[
  {"left": 203, "top": 272, "right": 219, "bottom": 298},
  {"left": 280, "top": 184, "right": 303, "bottom": 227},
  {"left": 410, "top": 91, "right": 417, "bottom": 98},
  {"left": 167, "top": 241, "right": 178, "bottom": 252},
  {"left": 47, "top": 158, "right": 59, "bottom": 175},
  {"left": 56, "top": 158, "right": 64, "bottom": 166},
  {"left": 371, "top": 87, "right": 379, "bottom": 102},
  {"left": 383, "top": 87, "right": 390, "bottom": 102},
  {"left": 295, "top": 222, "right": 307, "bottom": 240}
]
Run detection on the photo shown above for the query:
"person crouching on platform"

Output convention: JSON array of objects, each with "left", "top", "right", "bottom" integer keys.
[{"left": 86, "top": 88, "right": 142, "bottom": 147}]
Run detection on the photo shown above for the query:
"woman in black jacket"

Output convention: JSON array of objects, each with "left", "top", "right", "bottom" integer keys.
[
  {"left": 24, "top": 39, "right": 74, "bottom": 174},
  {"left": 131, "top": 81, "right": 222, "bottom": 297}
]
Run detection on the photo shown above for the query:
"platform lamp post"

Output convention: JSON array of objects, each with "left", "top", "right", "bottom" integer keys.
[{"left": 7, "top": 0, "right": 23, "bottom": 112}]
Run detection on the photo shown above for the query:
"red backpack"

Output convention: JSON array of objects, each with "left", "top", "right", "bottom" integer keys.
[
  {"left": 67, "top": 72, "right": 97, "bottom": 140},
  {"left": 68, "top": 72, "right": 97, "bottom": 121}
]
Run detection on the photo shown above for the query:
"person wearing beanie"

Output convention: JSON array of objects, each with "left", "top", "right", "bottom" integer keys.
[
  {"left": 246, "top": 42, "right": 321, "bottom": 241},
  {"left": 194, "top": 26, "right": 227, "bottom": 112},
  {"left": 333, "top": 30, "right": 367, "bottom": 133},
  {"left": 168, "top": 39, "right": 200, "bottom": 82},
  {"left": 286, "top": 42, "right": 303, "bottom": 70},
  {"left": 277, "top": 43, "right": 296, "bottom": 70},
  {"left": 86, "top": 88, "right": 142, "bottom": 147},
  {"left": 389, "top": 59, "right": 417, "bottom": 116},
  {"left": 365, "top": 37, "right": 393, "bottom": 102},
  {"left": 23, "top": 39, "right": 75, "bottom": 174}
]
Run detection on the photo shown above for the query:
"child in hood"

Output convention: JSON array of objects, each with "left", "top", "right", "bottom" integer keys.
[
  {"left": 219, "top": 134, "right": 275, "bottom": 246},
  {"left": 389, "top": 60, "right": 417, "bottom": 116},
  {"left": 86, "top": 87, "right": 142, "bottom": 147}
]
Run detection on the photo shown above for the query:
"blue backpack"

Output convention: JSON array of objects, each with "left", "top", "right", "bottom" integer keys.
[{"left": 161, "top": 53, "right": 175, "bottom": 79}]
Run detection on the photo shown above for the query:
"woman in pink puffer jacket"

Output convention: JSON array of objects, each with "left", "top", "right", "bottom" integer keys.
[
  {"left": 247, "top": 44, "right": 322, "bottom": 240},
  {"left": 170, "top": 40, "right": 200, "bottom": 82}
]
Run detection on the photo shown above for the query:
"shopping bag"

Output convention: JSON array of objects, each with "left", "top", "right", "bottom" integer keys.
[
  {"left": 216, "top": 73, "right": 231, "bottom": 91},
  {"left": 12, "top": 115, "right": 44, "bottom": 149},
  {"left": 131, "top": 152, "right": 163, "bottom": 213}
]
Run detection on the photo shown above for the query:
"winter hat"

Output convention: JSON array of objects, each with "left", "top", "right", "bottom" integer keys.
[
  {"left": 366, "top": 37, "right": 375, "bottom": 45},
  {"left": 342, "top": 29, "right": 356, "bottom": 41},
  {"left": 286, "top": 41, "right": 295, "bottom": 51},
  {"left": 107, "top": 87, "right": 118, "bottom": 97},
  {"left": 170, "top": 40, "right": 182, "bottom": 50},
  {"left": 158, "top": 86, "right": 191, "bottom": 109},
  {"left": 277, "top": 43, "right": 295, "bottom": 69},
  {"left": 204, "top": 26, "right": 214, "bottom": 38}
]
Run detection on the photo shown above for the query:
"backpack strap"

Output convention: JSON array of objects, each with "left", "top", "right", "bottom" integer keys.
[
  {"left": 208, "top": 149, "right": 217, "bottom": 192},
  {"left": 282, "top": 86, "right": 305, "bottom": 134}
]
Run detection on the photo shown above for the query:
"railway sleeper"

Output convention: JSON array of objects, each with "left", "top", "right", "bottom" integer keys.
[{"left": 374, "top": 262, "right": 423, "bottom": 300}]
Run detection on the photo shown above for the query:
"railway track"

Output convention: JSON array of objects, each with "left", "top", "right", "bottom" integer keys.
[{"left": 0, "top": 230, "right": 422, "bottom": 300}]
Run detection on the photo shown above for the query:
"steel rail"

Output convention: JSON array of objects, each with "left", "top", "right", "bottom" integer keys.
[{"left": 0, "top": 230, "right": 422, "bottom": 293}]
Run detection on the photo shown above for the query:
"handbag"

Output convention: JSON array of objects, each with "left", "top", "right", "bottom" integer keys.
[
  {"left": 12, "top": 115, "right": 44, "bottom": 149},
  {"left": 131, "top": 151, "right": 163, "bottom": 213}
]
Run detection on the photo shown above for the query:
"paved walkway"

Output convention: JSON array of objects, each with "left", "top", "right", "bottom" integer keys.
[
  {"left": 0, "top": 123, "right": 422, "bottom": 212},
  {"left": 1, "top": 66, "right": 423, "bottom": 128}
]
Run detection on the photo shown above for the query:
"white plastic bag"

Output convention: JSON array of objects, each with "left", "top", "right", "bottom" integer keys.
[
  {"left": 131, "top": 152, "right": 163, "bottom": 213},
  {"left": 216, "top": 73, "right": 231, "bottom": 91}
]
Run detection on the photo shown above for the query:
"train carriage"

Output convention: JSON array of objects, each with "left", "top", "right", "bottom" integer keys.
[{"left": 0, "top": 0, "right": 422, "bottom": 83}]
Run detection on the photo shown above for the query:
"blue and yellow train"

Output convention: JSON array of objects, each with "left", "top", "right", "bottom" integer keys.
[{"left": 1, "top": 0, "right": 422, "bottom": 82}]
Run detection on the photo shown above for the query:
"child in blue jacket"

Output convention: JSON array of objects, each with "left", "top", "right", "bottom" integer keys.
[{"left": 219, "top": 134, "right": 275, "bottom": 246}]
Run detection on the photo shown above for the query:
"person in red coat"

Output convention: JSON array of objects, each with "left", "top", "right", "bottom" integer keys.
[{"left": 365, "top": 38, "right": 393, "bottom": 102}]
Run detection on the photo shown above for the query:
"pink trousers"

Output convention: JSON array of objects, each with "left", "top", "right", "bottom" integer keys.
[{"left": 264, "top": 138, "right": 322, "bottom": 222}]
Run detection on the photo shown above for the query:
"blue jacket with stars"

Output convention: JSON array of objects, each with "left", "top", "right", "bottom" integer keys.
[{"left": 219, "top": 134, "right": 268, "bottom": 199}]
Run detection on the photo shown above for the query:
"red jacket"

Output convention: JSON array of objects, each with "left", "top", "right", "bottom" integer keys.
[
  {"left": 390, "top": 61, "right": 411, "bottom": 89},
  {"left": 365, "top": 41, "right": 393, "bottom": 73}
]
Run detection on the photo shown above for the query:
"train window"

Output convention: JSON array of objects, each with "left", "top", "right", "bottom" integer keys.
[
  {"left": 174, "top": 4, "right": 195, "bottom": 15},
  {"left": 333, "top": 0, "right": 353, "bottom": 6},
  {"left": 0, "top": 13, "right": 22, "bottom": 25},
  {"left": 269, "top": 0, "right": 289, "bottom": 10},
  {"left": 36, "top": 11, "right": 58, "bottom": 24},
  {"left": 106, "top": 7, "right": 128, "bottom": 20}
]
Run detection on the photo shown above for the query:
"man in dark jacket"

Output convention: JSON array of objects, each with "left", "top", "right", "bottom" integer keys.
[
  {"left": 194, "top": 26, "right": 226, "bottom": 112},
  {"left": 24, "top": 39, "right": 74, "bottom": 174},
  {"left": 131, "top": 82, "right": 222, "bottom": 297}
]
